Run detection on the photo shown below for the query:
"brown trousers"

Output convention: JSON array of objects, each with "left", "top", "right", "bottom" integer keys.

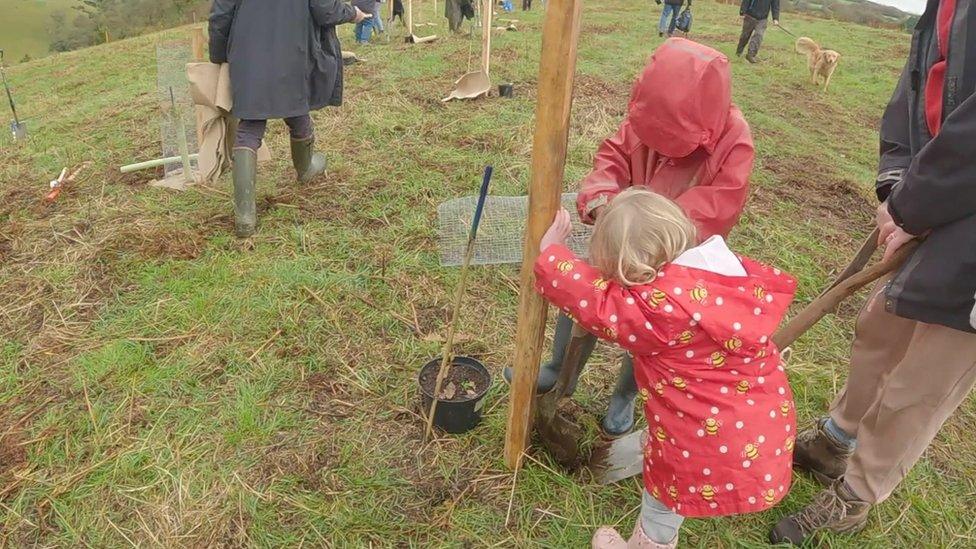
[
  {"left": 736, "top": 15, "right": 768, "bottom": 57},
  {"left": 829, "top": 278, "right": 976, "bottom": 503}
]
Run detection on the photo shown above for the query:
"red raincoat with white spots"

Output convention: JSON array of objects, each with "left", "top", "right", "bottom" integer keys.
[
  {"left": 534, "top": 244, "right": 797, "bottom": 517},
  {"left": 576, "top": 38, "right": 753, "bottom": 241}
]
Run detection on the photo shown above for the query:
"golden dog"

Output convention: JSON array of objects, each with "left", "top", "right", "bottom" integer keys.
[{"left": 796, "top": 37, "right": 840, "bottom": 92}]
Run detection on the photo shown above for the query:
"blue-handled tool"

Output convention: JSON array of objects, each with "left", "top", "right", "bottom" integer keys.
[{"left": 424, "top": 166, "right": 494, "bottom": 440}]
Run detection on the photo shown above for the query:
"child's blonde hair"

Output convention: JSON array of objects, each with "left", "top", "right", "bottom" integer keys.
[{"left": 590, "top": 188, "right": 697, "bottom": 286}]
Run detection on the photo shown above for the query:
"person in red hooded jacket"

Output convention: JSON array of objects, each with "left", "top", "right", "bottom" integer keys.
[
  {"left": 504, "top": 38, "right": 754, "bottom": 436},
  {"left": 534, "top": 189, "right": 796, "bottom": 548}
]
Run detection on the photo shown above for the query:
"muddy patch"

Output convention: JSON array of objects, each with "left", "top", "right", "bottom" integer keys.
[{"left": 0, "top": 430, "right": 28, "bottom": 478}]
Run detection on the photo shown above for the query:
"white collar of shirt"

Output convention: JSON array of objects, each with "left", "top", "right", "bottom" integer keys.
[{"left": 672, "top": 235, "right": 747, "bottom": 277}]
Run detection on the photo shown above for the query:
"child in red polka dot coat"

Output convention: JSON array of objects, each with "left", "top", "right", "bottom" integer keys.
[{"left": 534, "top": 189, "right": 797, "bottom": 548}]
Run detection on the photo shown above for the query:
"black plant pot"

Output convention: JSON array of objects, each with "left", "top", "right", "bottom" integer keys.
[
  {"left": 498, "top": 83, "right": 514, "bottom": 98},
  {"left": 418, "top": 356, "right": 491, "bottom": 434}
]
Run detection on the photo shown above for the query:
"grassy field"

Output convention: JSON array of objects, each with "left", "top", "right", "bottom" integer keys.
[
  {"left": 0, "top": 0, "right": 78, "bottom": 63},
  {"left": 2, "top": 0, "right": 975, "bottom": 546}
]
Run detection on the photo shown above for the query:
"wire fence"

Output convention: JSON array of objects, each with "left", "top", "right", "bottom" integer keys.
[{"left": 438, "top": 192, "right": 593, "bottom": 266}]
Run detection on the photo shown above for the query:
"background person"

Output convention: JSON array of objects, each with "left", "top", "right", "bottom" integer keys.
[
  {"left": 209, "top": 0, "right": 369, "bottom": 238},
  {"left": 736, "top": 0, "right": 780, "bottom": 63}
]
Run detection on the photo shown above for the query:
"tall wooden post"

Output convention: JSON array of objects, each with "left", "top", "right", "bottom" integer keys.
[{"left": 503, "top": 0, "right": 582, "bottom": 469}]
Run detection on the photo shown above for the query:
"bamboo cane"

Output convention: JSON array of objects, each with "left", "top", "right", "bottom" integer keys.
[{"left": 424, "top": 166, "right": 494, "bottom": 440}]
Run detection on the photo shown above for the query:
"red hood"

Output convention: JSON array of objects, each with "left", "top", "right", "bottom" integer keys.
[
  {"left": 658, "top": 258, "right": 797, "bottom": 359},
  {"left": 628, "top": 38, "right": 733, "bottom": 158}
]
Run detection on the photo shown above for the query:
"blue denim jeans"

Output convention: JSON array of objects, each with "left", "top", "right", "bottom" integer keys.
[
  {"left": 355, "top": 19, "right": 375, "bottom": 43},
  {"left": 659, "top": 3, "right": 679, "bottom": 34}
]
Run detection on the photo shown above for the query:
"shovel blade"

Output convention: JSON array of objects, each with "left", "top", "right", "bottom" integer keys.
[
  {"left": 442, "top": 71, "right": 490, "bottom": 101},
  {"left": 537, "top": 413, "right": 584, "bottom": 467},
  {"left": 589, "top": 430, "right": 645, "bottom": 485},
  {"left": 10, "top": 121, "right": 26, "bottom": 141}
]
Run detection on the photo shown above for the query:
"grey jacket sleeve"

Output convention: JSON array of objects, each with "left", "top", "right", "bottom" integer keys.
[
  {"left": 209, "top": 0, "right": 239, "bottom": 64},
  {"left": 888, "top": 91, "right": 976, "bottom": 235},
  {"left": 310, "top": 0, "right": 357, "bottom": 26},
  {"left": 876, "top": 62, "right": 912, "bottom": 201}
]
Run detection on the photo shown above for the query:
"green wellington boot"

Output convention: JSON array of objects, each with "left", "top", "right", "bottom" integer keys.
[
  {"left": 232, "top": 147, "right": 258, "bottom": 238},
  {"left": 290, "top": 137, "right": 327, "bottom": 183}
]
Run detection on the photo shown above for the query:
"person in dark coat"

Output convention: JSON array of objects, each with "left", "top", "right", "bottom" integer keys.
[
  {"left": 736, "top": 0, "right": 779, "bottom": 63},
  {"left": 657, "top": 0, "right": 690, "bottom": 38},
  {"left": 209, "top": 0, "right": 370, "bottom": 237},
  {"left": 770, "top": 0, "right": 976, "bottom": 544},
  {"left": 445, "top": 0, "right": 464, "bottom": 33}
]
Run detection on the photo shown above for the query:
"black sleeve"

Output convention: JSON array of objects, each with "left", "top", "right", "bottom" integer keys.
[
  {"left": 740, "top": 0, "right": 749, "bottom": 16},
  {"left": 772, "top": 0, "right": 780, "bottom": 20},
  {"left": 876, "top": 61, "right": 913, "bottom": 202},
  {"left": 887, "top": 91, "right": 976, "bottom": 234},
  {"left": 208, "top": 0, "right": 239, "bottom": 64},
  {"left": 310, "top": 0, "right": 357, "bottom": 26}
]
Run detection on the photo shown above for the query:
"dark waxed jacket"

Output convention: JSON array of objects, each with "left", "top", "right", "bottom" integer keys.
[
  {"left": 740, "top": 0, "right": 779, "bottom": 21},
  {"left": 878, "top": 0, "right": 976, "bottom": 333},
  {"left": 209, "top": 0, "right": 356, "bottom": 120}
]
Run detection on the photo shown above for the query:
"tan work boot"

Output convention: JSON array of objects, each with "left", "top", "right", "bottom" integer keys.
[
  {"left": 289, "top": 137, "right": 327, "bottom": 183},
  {"left": 769, "top": 480, "right": 871, "bottom": 545},
  {"left": 794, "top": 417, "right": 854, "bottom": 485}
]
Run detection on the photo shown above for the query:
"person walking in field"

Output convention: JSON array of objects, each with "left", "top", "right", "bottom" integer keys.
[
  {"left": 504, "top": 39, "right": 754, "bottom": 438},
  {"left": 209, "top": 0, "right": 370, "bottom": 238},
  {"left": 533, "top": 190, "right": 798, "bottom": 548},
  {"left": 736, "top": 0, "right": 780, "bottom": 63},
  {"left": 769, "top": 0, "right": 976, "bottom": 543},
  {"left": 354, "top": 0, "right": 379, "bottom": 42},
  {"left": 657, "top": 0, "right": 690, "bottom": 37}
]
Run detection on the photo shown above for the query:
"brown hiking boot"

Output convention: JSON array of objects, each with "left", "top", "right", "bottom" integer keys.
[
  {"left": 793, "top": 418, "right": 854, "bottom": 485},
  {"left": 769, "top": 480, "right": 871, "bottom": 545}
]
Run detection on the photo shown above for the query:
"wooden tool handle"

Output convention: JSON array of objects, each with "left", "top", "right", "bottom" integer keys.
[{"left": 773, "top": 240, "right": 918, "bottom": 349}]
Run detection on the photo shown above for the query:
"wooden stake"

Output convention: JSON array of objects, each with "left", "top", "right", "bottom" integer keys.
[
  {"left": 503, "top": 0, "right": 582, "bottom": 470},
  {"left": 481, "top": 0, "right": 492, "bottom": 75},
  {"left": 407, "top": 0, "right": 414, "bottom": 35}
]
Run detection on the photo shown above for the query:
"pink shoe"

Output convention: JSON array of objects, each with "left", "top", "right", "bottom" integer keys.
[
  {"left": 627, "top": 521, "right": 679, "bottom": 549},
  {"left": 592, "top": 527, "right": 628, "bottom": 549},
  {"left": 592, "top": 522, "right": 678, "bottom": 549}
]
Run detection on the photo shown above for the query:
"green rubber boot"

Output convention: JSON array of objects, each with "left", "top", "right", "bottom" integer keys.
[
  {"left": 232, "top": 147, "right": 258, "bottom": 238},
  {"left": 290, "top": 137, "right": 327, "bottom": 183}
]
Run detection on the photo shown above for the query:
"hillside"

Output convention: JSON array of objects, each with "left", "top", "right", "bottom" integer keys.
[
  {"left": 2, "top": 1, "right": 973, "bottom": 546},
  {"left": 787, "top": 0, "right": 919, "bottom": 29},
  {"left": 0, "top": 0, "right": 78, "bottom": 63}
]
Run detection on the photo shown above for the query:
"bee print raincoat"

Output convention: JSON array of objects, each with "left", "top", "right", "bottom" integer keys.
[{"left": 534, "top": 237, "right": 798, "bottom": 517}]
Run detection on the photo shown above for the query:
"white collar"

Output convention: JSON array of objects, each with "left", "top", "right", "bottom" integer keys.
[{"left": 673, "top": 235, "right": 747, "bottom": 277}]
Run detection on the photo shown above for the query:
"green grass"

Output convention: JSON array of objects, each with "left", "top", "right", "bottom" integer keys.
[
  {"left": 0, "top": 0, "right": 78, "bottom": 63},
  {"left": 2, "top": 1, "right": 975, "bottom": 546}
]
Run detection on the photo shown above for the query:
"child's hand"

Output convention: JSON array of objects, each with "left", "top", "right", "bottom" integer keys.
[{"left": 540, "top": 208, "right": 572, "bottom": 252}]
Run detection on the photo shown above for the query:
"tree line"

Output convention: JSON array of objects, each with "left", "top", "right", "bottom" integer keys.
[{"left": 49, "top": 0, "right": 211, "bottom": 53}]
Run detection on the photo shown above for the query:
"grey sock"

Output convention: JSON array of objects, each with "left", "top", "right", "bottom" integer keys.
[
  {"left": 824, "top": 417, "right": 856, "bottom": 450},
  {"left": 640, "top": 491, "right": 683, "bottom": 544}
]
